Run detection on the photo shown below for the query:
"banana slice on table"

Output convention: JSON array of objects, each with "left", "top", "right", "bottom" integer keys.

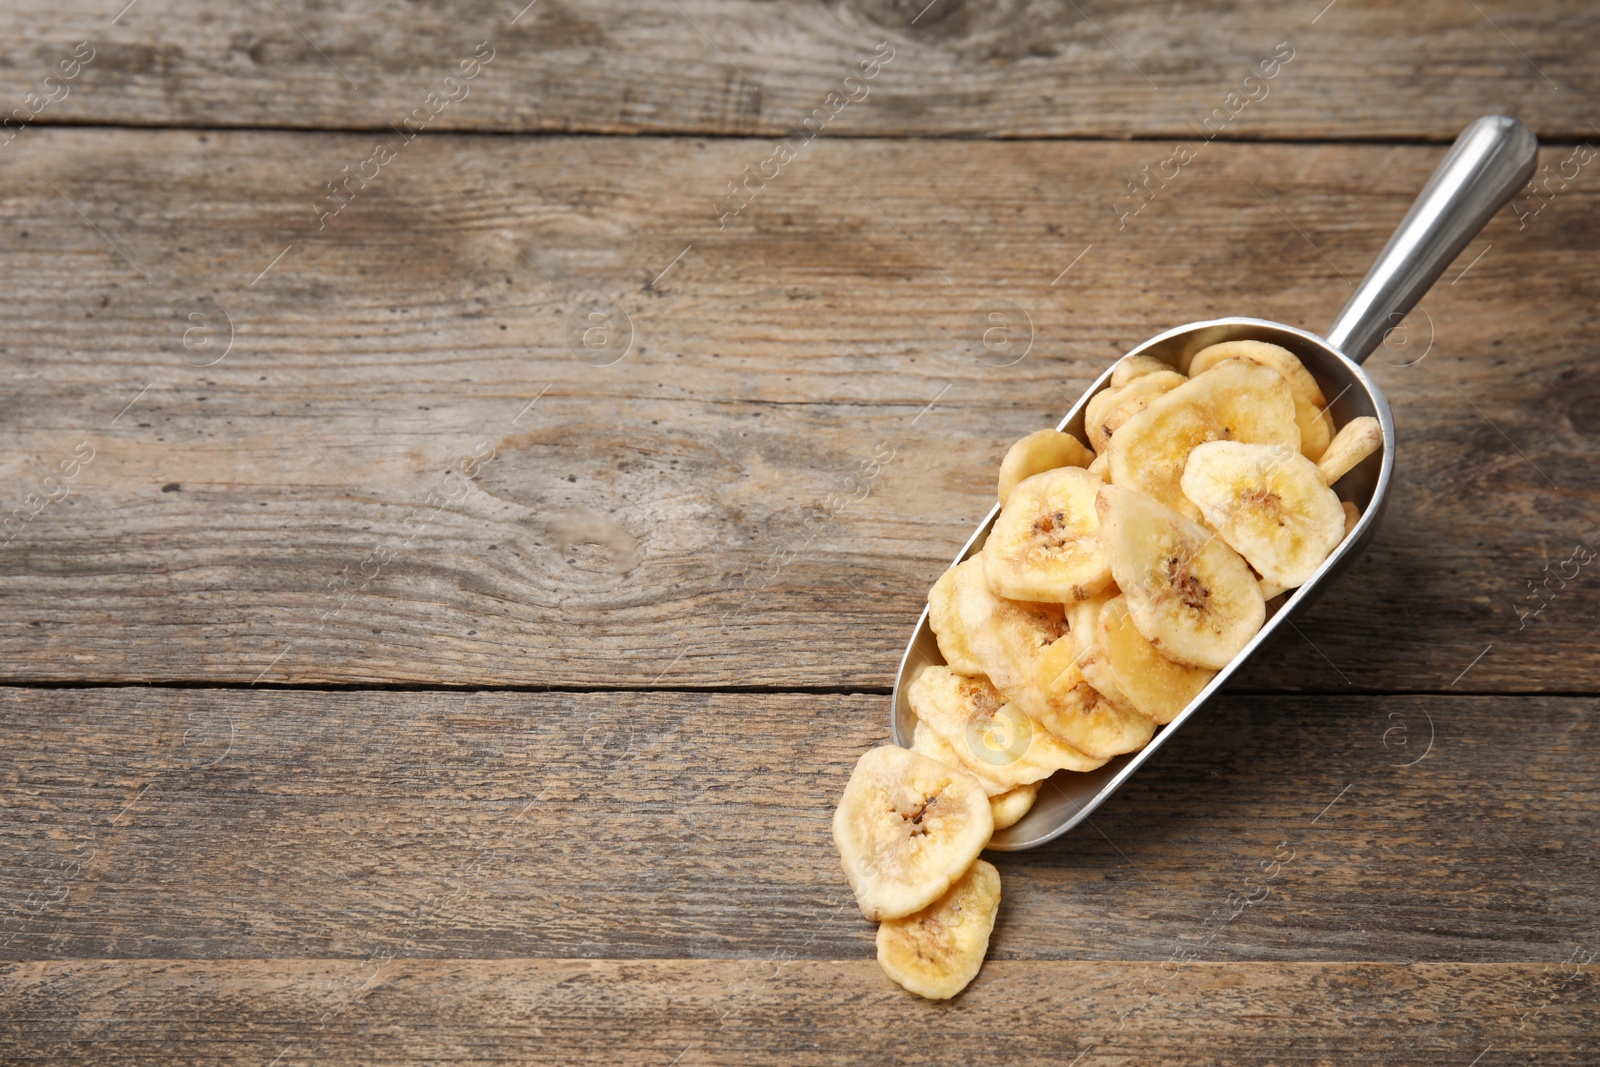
[
  {"left": 981, "top": 467, "right": 1112, "bottom": 602},
  {"left": 1188, "top": 340, "right": 1334, "bottom": 462},
  {"left": 833, "top": 745, "right": 994, "bottom": 921},
  {"left": 1180, "top": 441, "right": 1346, "bottom": 589},
  {"left": 910, "top": 719, "right": 1010, "bottom": 798},
  {"left": 1316, "top": 416, "right": 1383, "bottom": 485},
  {"left": 1110, "top": 353, "right": 1180, "bottom": 389},
  {"left": 1097, "top": 594, "right": 1216, "bottom": 724},
  {"left": 1085, "top": 371, "right": 1187, "bottom": 454},
  {"left": 877, "top": 859, "right": 1001, "bottom": 1000},
  {"left": 908, "top": 665, "right": 1106, "bottom": 786},
  {"left": 1096, "top": 485, "right": 1266, "bottom": 670},
  {"left": 928, "top": 559, "right": 987, "bottom": 677},
  {"left": 1108, "top": 360, "right": 1300, "bottom": 521},
  {"left": 997, "top": 429, "right": 1095, "bottom": 506},
  {"left": 988, "top": 782, "right": 1039, "bottom": 831}
]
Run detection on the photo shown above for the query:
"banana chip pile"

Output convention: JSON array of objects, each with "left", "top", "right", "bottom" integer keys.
[{"left": 833, "top": 340, "right": 1383, "bottom": 999}]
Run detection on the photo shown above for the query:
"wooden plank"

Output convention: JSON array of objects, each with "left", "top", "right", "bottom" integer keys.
[
  {"left": 2, "top": 688, "right": 1594, "bottom": 963},
  {"left": 0, "top": 1, "right": 1595, "bottom": 140},
  {"left": 2, "top": 958, "right": 1595, "bottom": 1065},
  {"left": 0, "top": 131, "right": 1596, "bottom": 690}
]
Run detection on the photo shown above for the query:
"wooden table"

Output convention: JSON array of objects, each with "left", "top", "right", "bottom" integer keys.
[{"left": 1, "top": 2, "right": 1596, "bottom": 1063}]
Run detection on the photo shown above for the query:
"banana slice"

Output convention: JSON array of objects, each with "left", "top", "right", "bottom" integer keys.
[
  {"left": 1188, "top": 341, "right": 1333, "bottom": 462},
  {"left": 1189, "top": 340, "right": 1325, "bottom": 407},
  {"left": 1096, "top": 485, "right": 1266, "bottom": 670},
  {"left": 928, "top": 559, "right": 986, "bottom": 676},
  {"left": 1086, "top": 452, "right": 1110, "bottom": 481},
  {"left": 1108, "top": 359, "right": 1300, "bottom": 521},
  {"left": 1317, "top": 415, "right": 1383, "bottom": 485},
  {"left": 1029, "top": 635, "right": 1156, "bottom": 756},
  {"left": 989, "top": 782, "right": 1039, "bottom": 830},
  {"left": 1085, "top": 371, "right": 1187, "bottom": 454},
  {"left": 876, "top": 859, "right": 1001, "bottom": 1000},
  {"left": 1098, "top": 594, "right": 1215, "bottom": 724},
  {"left": 1180, "top": 441, "right": 1346, "bottom": 589},
  {"left": 1342, "top": 500, "right": 1360, "bottom": 537},
  {"left": 1259, "top": 576, "right": 1289, "bottom": 601},
  {"left": 981, "top": 467, "right": 1112, "bottom": 602},
  {"left": 1066, "top": 594, "right": 1135, "bottom": 711},
  {"left": 997, "top": 429, "right": 1095, "bottom": 506},
  {"left": 1110, "top": 353, "right": 1180, "bottom": 389},
  {"left": 910, "top": 719, "right": 1010, "bottom": 798},
  {"left": 952, "top": 551, "right": 1068, "bottom": 703},
  {"left": 908, "top": 665, "right": 1106, "bottom": 786},
  {"left": 833, "top": 745, "right": 994, "bottom": 921}
]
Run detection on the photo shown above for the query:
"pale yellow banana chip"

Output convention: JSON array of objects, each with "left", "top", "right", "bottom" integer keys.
[
  {"left": 1108, "top": 360, "right": 1300, "bottom": 521},
  {"left": 997, "top": 429, "right": 1095, "bottom": 505},
  {"left": 908, "top": 665, "right": 1106, "bottom": 786},
  {"left": 928, "top": 559, "right": 986, "bottom": 677},
  {"left": 1098, "top": 594, "right": 1215, "bottom": 724},
  {"left": 1317, "top": 415, "right": 1383, "bottom": 485},
  {"left": 1028, "top": 636, "right": 1156, "bottom": 757},
  {"left": 1110, "top": 353, "right": 1181, "bottom": 389},
  {"left": 1096, "top": 485, "right": 1266, "bottom": 670},
  {"left": 1188, "top": 340, "right": 1326, "bottom": 407},
  {"left": 989, "top": 782, "right": 1039, "bottom": 830},
  {"left": 1086, "top": 371, "right": 1186, "bottom": 454},
  {"left": 833, "top": 745, "right": 994, "bottom": 921},
  {"left": 1181, "top": 441, "right": 1346, "bottom": 589},
  {"left": 981, "top": 467, "right": 1112, "bottom": 603},
  {"left": 1342, "top": 499, "right": 1360, "bottom": 537},
  {"left": 876, "top": 859, "right": 1001, "bottom": 999},
  {"left": 910, "top": 719, "right": 1010, "bottom": 798},
  {"left": 950, "top": 554, "right": 1068, "bottom": 702}
]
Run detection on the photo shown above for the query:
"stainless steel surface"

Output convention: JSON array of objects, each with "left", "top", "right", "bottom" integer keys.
[
  {"left": 1326, "top": 115, "right": 1538, "bottom": 363},
  {"left": 890, "top": 116, "right": 1537, "bottom": 850}
]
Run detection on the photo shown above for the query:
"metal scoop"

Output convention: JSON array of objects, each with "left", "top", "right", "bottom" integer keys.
[{"left": 891, "top": 115, "right": 1539, "bottom": 850}]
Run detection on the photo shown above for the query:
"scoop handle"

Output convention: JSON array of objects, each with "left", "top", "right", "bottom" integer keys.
[{"left": 1326, "top": 115, "right": 1538, "bottom": 364}]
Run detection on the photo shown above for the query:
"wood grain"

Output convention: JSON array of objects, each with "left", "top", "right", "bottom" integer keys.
[
  {"left": 0, "top": 130, "right": 1594, "bottom": 690},
  {"left": 2, "top": 687, "right": 1594, "bottom": 963},
  {"left": 2, "top": 958, "right": 1595, "bottom": 1065},
  {"left": 0, "top": 1, "right": 1594, "bottom": 140}
]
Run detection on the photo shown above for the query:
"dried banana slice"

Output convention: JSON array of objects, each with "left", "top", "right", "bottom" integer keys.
[
  {"left": 1316, "top": 416, "right": 1383, "bottom": 485},
  {"left": 1029, "top": 635, "right": 1156, "bottom": 757},
  {"left": 1110, "top": 353, "right": 1180, "bottom": 389},
  {"left": 951, "top": 554, "right": 1068, "bottom": 701},
  {"left": 1085, "top": 371, "right": 1187, "bottom": 454},
  {"left": 1108, "top": 360, "right": 1300, "bottom": 521},
  {"left": 1096, "top": 485, "right": 1266, "bottom": 670},
  {"left": 997, "top": 429, "right": 1095, "bottom": 506},
  {"left": 989, "top": 782, "right": 1039, "bottom": 831},
  {"left": 877, "top": 859, "right": 1001, "bottom": 999},
  {"left": 1342, "top": 500, "right": 1360, "bottom": 537},
  {"left": 1098, "top": 594, "right": 1215, "bottom": 724},
  {"left": 1189, "top": 340, "right": 1325, "bottom": 408},
  {"left": 1086, "top": 452, "right": 1110, "bottom": 481},
  {"left": 928, "top": 559, "right": 986, "bottom": 676},
  {"left": 1066, "top": 595, "right": 1135, "bottom": 712},
  {"left": 833, "top": 745, "right": 994, "bottom": 921},
  {"left": 981, "top": 467, "right": 1112, "bottom": 602},
  {"left": 908, "top": 666, "right": 1105, "bottom": 786},
  {"left": 1181, "top": 441, "right": 1346, "bottom": 589},
  {"left": 1188, "top": 342, "right": 1335, "bottom": 461},
  {"left": 910, "top": 719, "right": 1010, "bottom": 798}
]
